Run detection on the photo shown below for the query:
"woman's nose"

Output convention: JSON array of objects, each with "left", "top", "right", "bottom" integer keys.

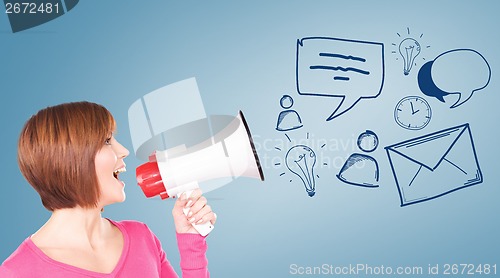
[{"left": 114, "top": 140, "right": 130, "bottom": 158}]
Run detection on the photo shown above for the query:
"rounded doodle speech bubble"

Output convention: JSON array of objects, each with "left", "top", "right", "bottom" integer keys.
[{"left": 418, "top": 49, "right": 491, "bottom": 108}]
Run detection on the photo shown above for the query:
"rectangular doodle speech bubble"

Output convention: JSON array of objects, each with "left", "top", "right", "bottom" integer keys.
[{"left": 296, "top": 37, "right": 385, "bottom": 121}]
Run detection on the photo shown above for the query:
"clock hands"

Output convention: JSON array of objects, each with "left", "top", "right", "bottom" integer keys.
[
  {"left": 410, "top": 102, "right": 420, "bottom": 115},
  {"left": 395, "top": 96, "right": 432, "bottom": 131}
]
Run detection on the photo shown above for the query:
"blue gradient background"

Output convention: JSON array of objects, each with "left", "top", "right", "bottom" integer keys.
[{"left": 1, "top": 1, "right": 499, "bottom": 277}]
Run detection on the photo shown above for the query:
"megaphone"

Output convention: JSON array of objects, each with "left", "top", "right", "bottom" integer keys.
[{"left": 136, "top": 111, "right": 264, "bottom": 236}]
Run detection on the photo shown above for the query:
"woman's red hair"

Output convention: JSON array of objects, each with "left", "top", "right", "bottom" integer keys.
[{"left": 17, "top": 101, "right": 116, "bottom": 211}]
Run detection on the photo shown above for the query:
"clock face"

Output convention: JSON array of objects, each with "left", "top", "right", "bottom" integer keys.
[{"left": 394, "top": 96, "right": 432, "bottom": 130}]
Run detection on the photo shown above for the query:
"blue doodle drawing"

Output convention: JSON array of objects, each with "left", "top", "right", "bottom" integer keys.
[
  {"left": 296, "top": 37, "right": 385, "bottom": 121},
  {"left": 337, "top": 130, "right": 380, "bottom": 188},
  {"left": 276, "top": 95, "right": 303, "bottom": 131},
  {"left": 286, "top": 144, "right": 317, "bottom": 197},
  {"left": 418, "top": 49, "right": 491, "bottom": 108},
  {"left": 385, "top": 123, "right": 483, "bottom": 207},
  {"left": 398, "top": 38, "right": 421, "bottom": 76},
  {"left": 357, "top": 130, "right": 379, "bottom": 153},
  {"left": 391, "top": 27, "right": 430, "bottom": 76},
  {"left": 394, "top": 96, "right": 432, "bottom": 130}
]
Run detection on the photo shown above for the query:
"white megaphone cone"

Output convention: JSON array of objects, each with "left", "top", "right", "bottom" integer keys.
[{"left": 136, "top": 111, "right": 264, "bottom": 236}]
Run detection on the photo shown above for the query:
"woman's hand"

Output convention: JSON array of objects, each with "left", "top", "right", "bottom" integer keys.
[{"left": 172, "top": 188, "right": 217, "bottom": 234}]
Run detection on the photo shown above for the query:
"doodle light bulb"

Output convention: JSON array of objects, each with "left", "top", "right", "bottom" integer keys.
[
  {"left": 286, "top": 145, "right": 317, "bottom": 197},
  {"left": 399, "top": 38, "right": 421, "bottom": 75}
]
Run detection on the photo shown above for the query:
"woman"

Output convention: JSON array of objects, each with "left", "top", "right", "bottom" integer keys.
[{"left": 0, "top": 101, "right": 215, "bottom": 277}]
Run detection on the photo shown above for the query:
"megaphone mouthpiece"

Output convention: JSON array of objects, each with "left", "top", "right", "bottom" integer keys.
[{"left": 136, "top": 161, "right": 170, "bottom": 199}]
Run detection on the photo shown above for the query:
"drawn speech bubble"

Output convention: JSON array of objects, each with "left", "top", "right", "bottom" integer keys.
[
  {"left": 418, "top": 49, "right": 491, "bottom": 108},
  {"left": 296, "top": 37, "right": 385, "bottom": 121}
]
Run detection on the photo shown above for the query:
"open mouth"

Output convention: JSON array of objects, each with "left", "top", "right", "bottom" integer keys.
[{"left": 113, "top": 167, "right": 126, "bottom": 180}]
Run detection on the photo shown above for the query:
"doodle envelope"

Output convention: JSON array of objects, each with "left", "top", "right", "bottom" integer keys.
[{"left": 385, "top": 123, "right": 482, "bottom": 206}]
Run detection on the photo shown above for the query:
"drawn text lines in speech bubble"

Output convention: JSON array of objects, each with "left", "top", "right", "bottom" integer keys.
[{"left": 296, "top": 37, "right": 385, "bottom": 121}]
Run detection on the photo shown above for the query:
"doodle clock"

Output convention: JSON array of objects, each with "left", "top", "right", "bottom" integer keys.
[{"left": 394, "top": 96, "right": 432, "bottom": 130}]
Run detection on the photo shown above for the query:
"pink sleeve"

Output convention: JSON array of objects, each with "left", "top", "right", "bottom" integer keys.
[
  {"left": 151, "top": 231, "right": 179, "bottom": 278},
  {"left": 176, "top": 233, "right": 209, "bottom": 278}
]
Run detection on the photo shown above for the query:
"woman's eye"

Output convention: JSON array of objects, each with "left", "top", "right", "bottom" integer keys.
[{"left": 105, "top": 138, "right": 112, "bottom": 145}]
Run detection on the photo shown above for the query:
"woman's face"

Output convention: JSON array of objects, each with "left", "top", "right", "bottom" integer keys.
[{"left": 95, "top": 135, "right": 130, "bottom": 207}]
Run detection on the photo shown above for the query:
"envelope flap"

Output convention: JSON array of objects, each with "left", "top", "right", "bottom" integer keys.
[{"left": 387, "top": 124, "right": 468, "bottom": 170}]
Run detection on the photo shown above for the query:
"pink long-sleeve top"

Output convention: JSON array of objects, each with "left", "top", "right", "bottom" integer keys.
[{"left": 0, "top": 219, "right": 209, "bottom": 278}]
